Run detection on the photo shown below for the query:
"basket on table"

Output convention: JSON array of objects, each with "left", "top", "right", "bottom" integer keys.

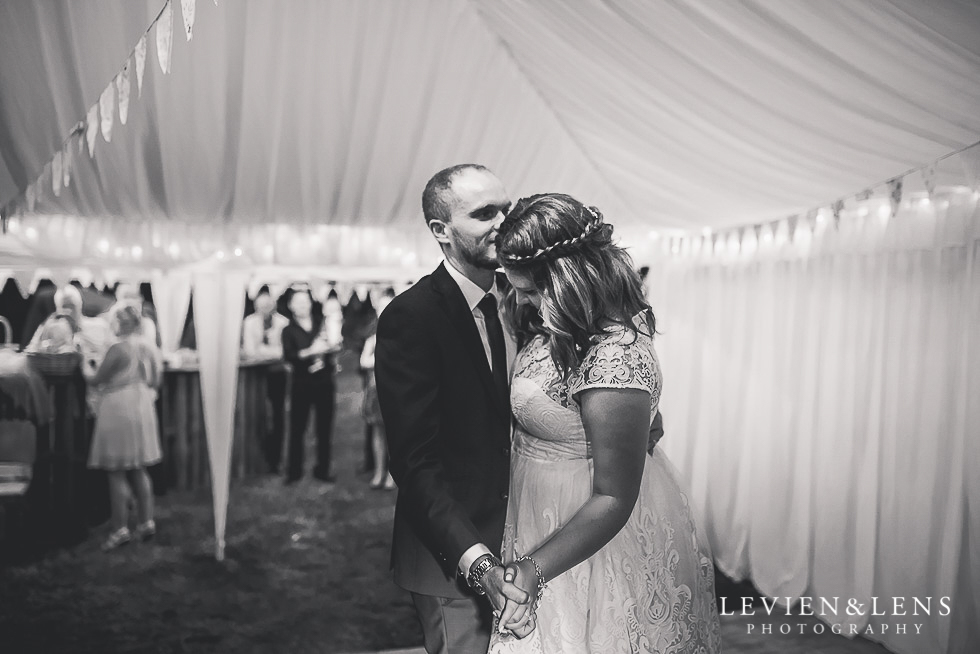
[{"left": 26, "top": 351, "right": 83, "bottom": 376}]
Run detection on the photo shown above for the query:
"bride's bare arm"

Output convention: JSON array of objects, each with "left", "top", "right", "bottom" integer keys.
[
  {"left": 501, "top": 386, "right": 650, "bottom": 632},
  {"left": 532, "top": 387, "right": 649, "bottom": 576}
]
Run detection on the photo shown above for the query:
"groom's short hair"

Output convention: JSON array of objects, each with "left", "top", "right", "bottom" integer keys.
[{"left": 422, "top": 163, "right": 490, "bottom": 225}]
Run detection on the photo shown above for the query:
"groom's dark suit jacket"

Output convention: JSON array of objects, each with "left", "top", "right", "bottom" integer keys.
[{"left": 375, "top": 263, "right": 512, "bottom": 598}]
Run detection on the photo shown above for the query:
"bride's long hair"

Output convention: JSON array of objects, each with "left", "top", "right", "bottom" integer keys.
[{"left": 496, "top": 193, "right": 655, "bottom": 376}]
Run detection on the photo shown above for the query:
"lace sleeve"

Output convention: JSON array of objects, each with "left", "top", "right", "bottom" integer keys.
[{"left": 568, "top": 335, "right": 659, "bottom": 400}]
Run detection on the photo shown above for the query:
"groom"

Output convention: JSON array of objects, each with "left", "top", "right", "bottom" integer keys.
[{"left": 375, "top": 164, "right": 529, "bottom": 652}]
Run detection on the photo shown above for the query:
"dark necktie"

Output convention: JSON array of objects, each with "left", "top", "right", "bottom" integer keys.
[
  {"left": 262, "top": 314, "right": 273, "bottom": 345},
  {"left": 478, "top": 294, "right": 508, "bottom": 403}
]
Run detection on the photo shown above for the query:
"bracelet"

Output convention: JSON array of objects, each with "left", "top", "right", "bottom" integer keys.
[
  {"left": 467, "top": 554, "right": 501, "bottom": 595},
  {"left": 515, "top": 554, "right": 546, "bottom": 606}
]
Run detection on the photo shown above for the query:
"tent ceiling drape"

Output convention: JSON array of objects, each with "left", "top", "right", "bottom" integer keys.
[{"left": 1, "top": 0, "right": 979, "bottom": 251}]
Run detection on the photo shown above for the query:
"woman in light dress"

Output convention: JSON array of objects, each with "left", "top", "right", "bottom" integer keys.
[
  {"left": 360, "top": 332, "right": 396, "bottom": 490},
  {"left": 490, "top": 194, "right": 721, "bottom": 653},
  {"left": 87, "top": 304, "right": 163, "bottom": 551}
]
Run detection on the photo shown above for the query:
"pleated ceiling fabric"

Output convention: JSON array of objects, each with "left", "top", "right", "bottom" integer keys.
[
  {"left": 0, "top": 0, "right": 633, "bottom": 233},
  {"left": 1, "top": 0, "right": 979, "bottom": 237}
]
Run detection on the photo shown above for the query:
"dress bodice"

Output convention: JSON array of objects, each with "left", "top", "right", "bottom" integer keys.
[{"left": 510, "top": 313, "right": 662, "bottom": 462}]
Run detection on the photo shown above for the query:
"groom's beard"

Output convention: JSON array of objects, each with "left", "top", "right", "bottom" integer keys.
[{"left": 460, "top": 243, "right": 499, "bottom": 271}]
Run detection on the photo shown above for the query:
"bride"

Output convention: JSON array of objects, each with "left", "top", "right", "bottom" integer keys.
[{"left": 489, "top": 194, "right": 722, "bottom": 653}]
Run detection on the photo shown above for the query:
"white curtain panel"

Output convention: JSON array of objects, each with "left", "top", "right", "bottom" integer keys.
[
  {"left": 649, "top": 187, "right": 979, "bottom": 654},
  {"left": 150, "top": 269, "right": 191, "bottom": 353},
  {"left": 191, "top": 268, "right": 248, "bottom": 561}
]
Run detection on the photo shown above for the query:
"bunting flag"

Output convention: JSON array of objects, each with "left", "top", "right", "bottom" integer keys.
[
  {"left": 887, "top": 178, "right": 903, "bottom": 217},
  {"left": 62, "top": 144, "right": 72, "bottom": 188},
  {"left": 334, "top": 282, "right": 356, "bottom": 304},
  {"left": 786, "top": 214, "right": 799, "bottom": 238},
  {"left": 135, "top": 36, "right": 147, "bottom": 96},
  {"left": 86, "top": 105, "right": 99, "bottom": 156},
  {"left": 156, "top": 0, "right": 174, "bottom": 75},
  {"left": 961, "top": 144, "right": 980, "bottom": 190},
  {"left": 52, "top": 151, "right": 63, "bottom": 197},
  {"left": 0, "top": 0, "right": 199, "bottom": 222},
  {"left": 116, "top": 64, "right": 131, "bottom": 125},
  {"left": 921, "top": 164, "right": 937, "bottom": 197},
  {"left": 8, "top": 269, "right": 34, "bottom": 297},
  {"left": 855, "top": 188, "right": 873, "bottom": 202},
  {"left": 99, "top": 83, "right": 115, "bottom": 142},
  {"left": 831, "top": 200, "right": 844, "bottom": 229},
  {"left": 181, "top": 0, "right": 196, "bottom": 41}
]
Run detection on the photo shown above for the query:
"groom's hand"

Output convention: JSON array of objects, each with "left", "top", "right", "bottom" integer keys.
[
  {"left": 481, "top": 566, "right": 529, "bottom": 613},
  {"left": 498, "top": 562, "right": 536, "bottom": 638}
]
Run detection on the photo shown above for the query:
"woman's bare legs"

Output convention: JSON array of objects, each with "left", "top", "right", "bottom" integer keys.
[{"left": 127, "top": 467, "right": 154, "bottom": 525}]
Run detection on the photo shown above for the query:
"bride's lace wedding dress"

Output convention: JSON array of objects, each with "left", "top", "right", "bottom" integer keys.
[{"left": 489, "top": 314, "right": 722, "bottom": 653}]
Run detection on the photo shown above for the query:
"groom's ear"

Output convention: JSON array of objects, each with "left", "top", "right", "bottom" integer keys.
[{"left": 428, "top": 219, "right": 450, "bottom": 245}]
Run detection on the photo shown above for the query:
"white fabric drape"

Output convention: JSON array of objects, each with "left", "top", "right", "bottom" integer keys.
[
  {"left": 191, "top": 267, "right": 247, "bottom": 561},
  {"left": 0, "top": 0, "right": 634, "bottom": 236},
  {"left": 648, "top": 180, "right": 979, "bottom": 653},
  {"left": 150, "top": 269, "right": 191, "bottom": 353},
  {"left": 3, "top": 1, "right": 980, "bottom": 239}
]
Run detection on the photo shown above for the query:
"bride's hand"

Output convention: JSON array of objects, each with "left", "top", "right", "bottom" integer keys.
[{"left": 498, "top": 561, "right": 539, "bottom": 638}]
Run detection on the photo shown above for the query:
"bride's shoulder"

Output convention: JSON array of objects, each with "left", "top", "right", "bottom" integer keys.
[{"left": 591, "top": 311, "right": 654, "bottom": 347}]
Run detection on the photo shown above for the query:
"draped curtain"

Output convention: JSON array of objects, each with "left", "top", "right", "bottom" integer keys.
[{"left": 649, "top": 182, "right": 979, "bottom": 654}]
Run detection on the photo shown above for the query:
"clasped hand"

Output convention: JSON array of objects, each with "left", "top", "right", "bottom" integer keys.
[{"left": 483, "top": 560, "right": 540, "bottom": 639}]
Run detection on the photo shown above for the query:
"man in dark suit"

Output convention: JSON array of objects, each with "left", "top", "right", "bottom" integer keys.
[{"left": 375, "top": 164, "right": 529, "bottom": 653}]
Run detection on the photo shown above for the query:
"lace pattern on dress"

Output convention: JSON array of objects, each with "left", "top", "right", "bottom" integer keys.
[
  {"left": 513, "top": 335, "right": 572, "bottom": 408},
  {"left": 568, "top": 325, "right": 661, "bottom": 410}
]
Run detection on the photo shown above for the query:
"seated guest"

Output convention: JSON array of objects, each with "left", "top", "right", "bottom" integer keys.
[
  {"left": 86, "top": 304, "right": 163, "bottom": 551},
  {"left": 241, "top": 290, "right": 289, "bottom": 473}
]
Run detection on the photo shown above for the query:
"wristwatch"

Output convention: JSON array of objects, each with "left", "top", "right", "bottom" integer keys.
[{"left": 467, "top": 554, "right": 502, "bottom": 595}]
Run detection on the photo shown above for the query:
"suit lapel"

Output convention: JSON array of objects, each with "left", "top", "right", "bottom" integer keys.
[{"left": 432, "top": 263, "right": 508, "bottom": 417}]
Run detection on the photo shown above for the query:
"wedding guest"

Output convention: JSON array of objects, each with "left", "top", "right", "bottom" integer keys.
[
  {"left": 112, "top": 283, "right": 161, "bottom": 349},
  {"left": 359, "top": 332, "right": 394, "bottom": 490},
  {"left": 359, "top": 288, "right": 395, "bottom": 475},
  {"left": 86, "top": 304, "right": 163, "bottom": 551},
  {"left": 281, "top": 287, "right": 341, "bottom": 484},
  {"left": 27, "top": 285, "right": 116, "bottom": 410},
  {"left": 241, "top": 290, "right": 289, "bottom": 473},
  {"left": 26, "top": 285, "right": 114, "bottom": 359}
]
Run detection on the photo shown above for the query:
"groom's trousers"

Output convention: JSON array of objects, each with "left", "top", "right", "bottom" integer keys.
[{"left": 412, "top": 592, "right": 493, "bottom": 654}]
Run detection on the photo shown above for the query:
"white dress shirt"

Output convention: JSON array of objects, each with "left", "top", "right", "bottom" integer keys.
[
  {"left": 241, "top": 311, "right": 290, "bottom": 358},
  {"left": 444, "top": 260, "right": 516, "bottom": 577}
]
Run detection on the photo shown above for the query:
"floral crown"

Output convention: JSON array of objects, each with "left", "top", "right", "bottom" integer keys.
[{"left": 500, "top": 205, "right": 604, "bottom": 265}]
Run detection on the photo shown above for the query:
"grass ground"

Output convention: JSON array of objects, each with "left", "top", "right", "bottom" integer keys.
[
  {"left": 1, "top": 352, "right": 422, "bottom": 654},
  {"left": 0, "top": 351, "right": 892, "bottom": 654}
]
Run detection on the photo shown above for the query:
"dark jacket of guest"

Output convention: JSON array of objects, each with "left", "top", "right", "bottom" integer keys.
[{"left": 281, "top": 318, "right": 334, "bottom": 385}]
